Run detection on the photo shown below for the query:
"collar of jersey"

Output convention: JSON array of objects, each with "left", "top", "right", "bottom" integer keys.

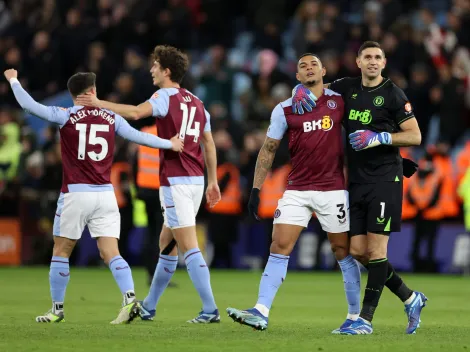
[{"left": 360, "top": 77, "right": 390, "bottom": 92}]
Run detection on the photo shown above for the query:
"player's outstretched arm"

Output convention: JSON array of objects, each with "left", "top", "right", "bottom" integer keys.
[
  {"left": 75, "top": 93, "right": 153, "bottom": 121},
  {"left": 115, "top": 115, "right": 183, "bottom": 151},
  {"left": 4, "top": 69, "right": 68, "bottom": 125},
  {"left": 201, "top": 131, "right": 221, "bottom": 207}
]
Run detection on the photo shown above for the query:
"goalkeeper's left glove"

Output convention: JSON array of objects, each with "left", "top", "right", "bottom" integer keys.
[
  {"left": 348, "top": 130, "right": 392, "bottom": 151},
  {"left": 291, "top": 84, "right": 317, "bottom": 114}
]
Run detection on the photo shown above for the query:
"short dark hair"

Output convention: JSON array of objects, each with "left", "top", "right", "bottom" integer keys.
[
  {"left": 152, "top": 45, "right": 189, "bottom": 84},
  {"left": 358, "top": 41, "right": 385, "bottom": 57},
  {"left": 297, "top": 53, "right": 323, "bottom": 67},
  {"left": 67, "top": 72, "right": 96, "bottom": 97}
]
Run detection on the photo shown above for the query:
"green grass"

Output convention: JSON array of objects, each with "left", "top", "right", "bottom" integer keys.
[{"left": 1, "top": 268, "right": 470, "bottom": 352}]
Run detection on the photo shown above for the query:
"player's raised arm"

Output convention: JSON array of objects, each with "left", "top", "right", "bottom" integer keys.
[
  {"left": 4, "top": 69, "right": 68, "bottom": 126},
  {"left": 75, "top": 93, "right": 154, "bottom": 121},
  {"left": 114, "top": 114, "right": 183, "bottom": 152}
]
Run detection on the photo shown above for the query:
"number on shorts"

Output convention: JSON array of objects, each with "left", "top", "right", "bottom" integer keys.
[
  {"left": 76, "top": 123, "right": 109, "bottom": 161},
  {"left": 179, "top": 103, "right": 200, "bottom": 142},
  {"left": 379, "top": 202, "right": 385, "bottom": 218},
  {"left": 336, "top": 203, "right": 346, "bottom": 220}
]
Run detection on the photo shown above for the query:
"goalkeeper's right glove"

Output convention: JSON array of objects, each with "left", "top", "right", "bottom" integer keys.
[
  {"left": 403, "top": 158, "right": 418, "bottom": 178},
  {"left": 291, "top": 84, "right": 317, "bottom": 114}
]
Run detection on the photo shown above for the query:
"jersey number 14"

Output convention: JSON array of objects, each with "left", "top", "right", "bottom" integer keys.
[
  {"left": 179, "top": 103, "right": 200, "bottom": 143},
  {"left": 76, "top": 123, "right": 109, "bottom": 161}
]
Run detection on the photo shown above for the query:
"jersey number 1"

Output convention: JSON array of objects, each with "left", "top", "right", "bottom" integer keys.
[
  {"left": 179, "top": 103, "right": 200, "bottom": 142},
  {"left": 76, "top": 123, "right": 109, "bottom": 161}
]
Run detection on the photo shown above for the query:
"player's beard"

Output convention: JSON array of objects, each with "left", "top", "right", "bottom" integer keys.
[{"left": 303, "top": 78, "right": 317, "bottom": 87}]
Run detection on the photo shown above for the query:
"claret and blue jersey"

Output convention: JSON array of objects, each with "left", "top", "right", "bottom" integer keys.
[{"left": 146, "top": 87, "right": 211, "bottom": 187}]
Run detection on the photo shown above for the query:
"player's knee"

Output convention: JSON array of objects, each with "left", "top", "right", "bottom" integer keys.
[
  {"left": 52, "top": 237, "right": 76, "bottom": 258},
  {"left": 330, "top": 242, "right": 349, "bottom": 260},
  {"left": 96, "top": 237, "right": 120, "bottom": 264},
  {"left": 270, "top": 239, "right": 294, "bottom": 256},
  {"left": 160, "top": 238, "right": 177, "bottom": 256},
  {"left": 367, "top": 247, "right": 387, "bottom": 261},
  {"left": 99, "top": 248, "right": 120, "bottom": 264},
  {"left": 350, "top": 248, "right": 369, "bottom": 265}
]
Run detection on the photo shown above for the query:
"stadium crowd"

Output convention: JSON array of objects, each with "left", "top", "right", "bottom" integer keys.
[{"left": 0, "top": 0, "right": 469, "bottom": 271}]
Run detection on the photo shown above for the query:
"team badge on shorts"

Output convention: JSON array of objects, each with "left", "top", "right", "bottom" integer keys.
[
  {"left": 327, "top": 100, "right": 337, "bottom": 109},
  {"left": 274, "top": 209, "right": 281, "bottom": 218}
]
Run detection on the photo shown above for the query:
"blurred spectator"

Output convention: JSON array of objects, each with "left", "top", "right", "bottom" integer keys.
[
  {"left": 28, "top": 31, "right": 61, "bottom": 98},
  {"left": 79, "top": 42, "right": 119, "bottom": 98},
  {"left": 430, "top": 63, "right": 466, "bottom": 146},
  {"left": 407, "top": 155, "right": 441, "bottom": 272},
  {"left": 197, "top": 45, "right": 234, "bottom": 113},
  {"left": 405, "top": 63, "right": 434, "bottom": 143},
  {"left": 0, "top": 109, "right": 21, "bottom": 184},
  {"left": 59, "top": 7, "right": 92, "bottom": 78},
  {"left": 123, "top": 47, "right": 154, "bottom": 99},
  {"left": 207, "top": 129, "right": 242, "bottom": 268}
]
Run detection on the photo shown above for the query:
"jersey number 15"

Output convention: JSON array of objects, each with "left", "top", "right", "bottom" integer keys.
[
  {"left": 76, "top": 123, "right": 109, "bottom": 161},
  {"left": 179, "top": 103, "right": 200, "bottom": 143}
]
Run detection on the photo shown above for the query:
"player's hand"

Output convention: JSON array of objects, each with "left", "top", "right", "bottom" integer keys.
[
  {"left": 291, "top": 84, "right": 317, "bottom": 115},
  {"left": 4, "top": 69, "right": 18, "bottom": 82},
  {"left": 403, "top": 158, "right": 418, "bottom": 178},
  {"left": 247, "top": 188, "right": 261, "bottom": 221},
  {"left": 76, "top": 92, "right": 101, "bottom": 107},
  {"left": 170, "top": 134, "right": 184, "bottom": 152},
  {"left": 349, "top": 130, "right": 392, "bottom": 151},
  {"left": 206, "top": 182, "right": 221, "bottom": 208}
]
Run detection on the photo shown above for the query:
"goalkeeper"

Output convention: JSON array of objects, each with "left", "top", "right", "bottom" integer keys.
[{"left": 291, "top": 41, "right": 427, "bottom": 335}]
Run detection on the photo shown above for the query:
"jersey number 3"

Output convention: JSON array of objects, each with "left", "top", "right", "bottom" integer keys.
[
  {"left": 76, "top": 123, "right": 109, "bottom": 161},
  {"left": 179, "top": 103, "right": 200, "bottom": 143}
]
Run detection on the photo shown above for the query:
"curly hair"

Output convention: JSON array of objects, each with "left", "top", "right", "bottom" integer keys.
[{"left": 152, "top": 45, "right": 189, "bottom": 84}]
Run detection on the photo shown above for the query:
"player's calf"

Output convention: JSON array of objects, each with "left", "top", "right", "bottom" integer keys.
[
  {"left": 97, "top": 237, "right": 139, "bottom": 323},
  {"left": 328, "top": 232, "right": 361, "bottom": 333},
  {"left": 173, "top": 226, "right": 218, "bottom": 315},
  {"left": 41, "top": 237, "right": 76, "bottom": 323}
]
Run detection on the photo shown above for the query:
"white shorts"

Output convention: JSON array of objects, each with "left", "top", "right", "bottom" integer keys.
[
  {"left": 159, "top": 185, "right": 204, "bottom": 229},
  {"left": 53, "top": 191, "right": 120, "bottom": 240},
  {"left": 273, "top": 190, "right": 350, "bottom": 233}
]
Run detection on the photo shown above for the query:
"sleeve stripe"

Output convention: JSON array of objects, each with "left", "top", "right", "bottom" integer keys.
[{"left": 397, "top": 115, "right": 415, "bottom": 125}]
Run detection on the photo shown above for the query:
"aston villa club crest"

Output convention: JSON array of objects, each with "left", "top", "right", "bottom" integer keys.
[{"left": 327, "top": 100, "right": 337, "bottom": 109}]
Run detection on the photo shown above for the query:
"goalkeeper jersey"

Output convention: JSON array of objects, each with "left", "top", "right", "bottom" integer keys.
[{"left": 329, "top": 76, "right": 416, "bottom": 184}]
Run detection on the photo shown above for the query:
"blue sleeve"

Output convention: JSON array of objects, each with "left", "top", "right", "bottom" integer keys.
[
  {"left": 266, "top": 104, "right": 287, "bottom": 140},
  {"left": 147, "top": 90, "right": 170, "bottom": 118},
  {"left": 204, "top": 109, "right": 211, "bottom": 132},
  {"left": 115, "top": 115, "right": 172, "bottom": 149},
  {"left": 11, "top": 81, "right": 68, "bottom": 126}
]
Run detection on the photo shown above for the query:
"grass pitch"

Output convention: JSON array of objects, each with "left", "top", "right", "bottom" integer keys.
[{"left": 1, "top": 267, "right": 469, "bottom": 351}]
